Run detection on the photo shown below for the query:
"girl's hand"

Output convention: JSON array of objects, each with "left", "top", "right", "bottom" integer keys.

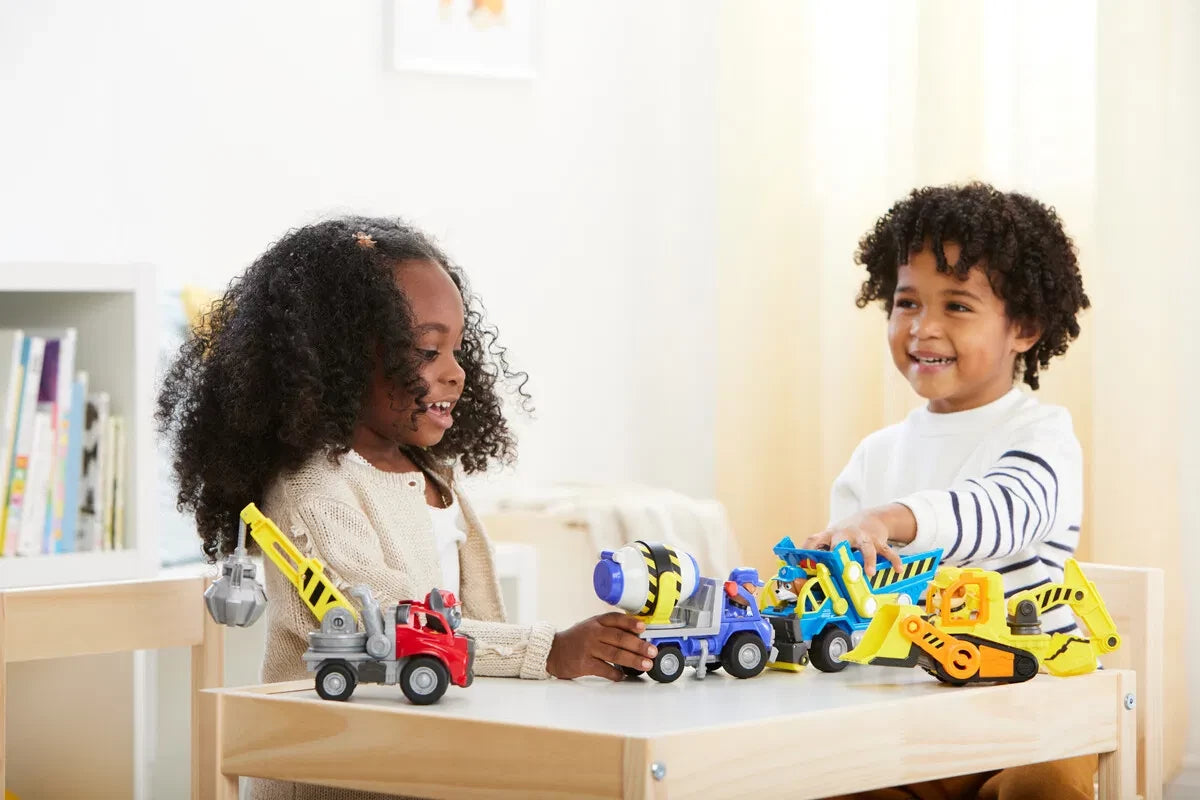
[
  {"left": 800, "top": 504, "right": 916, "bottom": 577},
  {"left": 547, "top": 612, "right": 658, "bottom": 681}
]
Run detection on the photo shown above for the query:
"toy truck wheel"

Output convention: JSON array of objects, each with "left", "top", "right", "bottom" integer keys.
[
  {"left": 401, "top": 656, "right": 450, "bottom": 705},
  {"left": 621, "top": 666, "right": 645, "bottom": 679},
  {"left": 315, "top": 661, "right": 357, "bottom": 701},
  {"left": 810, "top": 627, "right": 852, "bottom": 673},
  {"left": 648, "top": 645, "right": 685, "bottom": 683},
  {"left": 721, "top": 632, "right": 767, "bottom": 678}
]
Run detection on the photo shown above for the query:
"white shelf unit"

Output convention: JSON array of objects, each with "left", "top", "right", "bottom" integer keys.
[{"left": 0, "top": 263, "right": 158, "bottom": 588}]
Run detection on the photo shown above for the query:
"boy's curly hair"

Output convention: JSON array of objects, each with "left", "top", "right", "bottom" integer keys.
[
  {"left": 157, "top": 216, "right": 530, "bottom": 560},
  {"left": 855, "top": 181, "right": 1089, "bottom": 390}
]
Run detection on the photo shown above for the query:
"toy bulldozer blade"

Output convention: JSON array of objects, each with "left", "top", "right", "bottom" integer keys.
[
  {"left": 204, "top": 519, "right": 269, "bottom": 627},
  {"left": 841, "top": 602, "right": 922, "bottom": 667}
]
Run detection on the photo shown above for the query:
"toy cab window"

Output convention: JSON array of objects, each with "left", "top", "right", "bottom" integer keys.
[{"left": 803, "top": 581, "right": 826, "bottom": 611}]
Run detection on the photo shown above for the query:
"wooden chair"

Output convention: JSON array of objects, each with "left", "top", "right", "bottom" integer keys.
[
  {"left": 1080, "top": 562, "right": 1164, "bottom": 800},
  {"left": 0, "top": 575, "right": 224, "bottom": 800}
]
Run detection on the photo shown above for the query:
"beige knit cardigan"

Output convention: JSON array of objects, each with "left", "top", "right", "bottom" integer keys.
[{"left": 251, "top": 448, "right": 557, "bottom": 800}]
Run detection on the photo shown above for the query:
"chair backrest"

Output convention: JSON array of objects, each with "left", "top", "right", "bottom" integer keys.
[{"left": 1079, "top": 562, "right": 1164, "bottom": 800}]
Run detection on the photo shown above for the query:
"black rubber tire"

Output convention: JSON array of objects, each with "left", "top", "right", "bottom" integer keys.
[
  {"left": 647, "top": 645, "right": 685, "bottom": 683},
  {"left": 315, "top": 661, "right": 357, "bottom": 702},
  {"left": 721, "top": 632, "right": 768, "bottom": 679},
  {"left": 400, "top": 656, "right": 450, "bottom": 705},
  {"left": 621, "top": 666, "right": 645, "bottom": 679},
  {"left": 810, "top": 627, "right": 852, "bottom": 673}
]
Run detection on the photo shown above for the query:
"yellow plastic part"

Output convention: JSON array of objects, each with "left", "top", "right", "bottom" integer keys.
[
  {"left": 842, "top": 602, "right": 922, "bottom": 664},
  {"left": 633, "top": 542, "right": 684, "bottom": 627},
  {"left": 835, "top": 545, "right": 879, "bottom": 619},
  {"left": 767, "top": 658, "right": 805, "bottom": 673},
  {"left": 813, "top": 564, "right": 849, "bottom": 617},
  {"left": 240, "top": 503, "right": 357, "bottom": 624}
]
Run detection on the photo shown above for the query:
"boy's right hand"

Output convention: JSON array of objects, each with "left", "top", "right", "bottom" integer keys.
[
  {"left": 546, "top": 612, "right": 658, "bottom": 681},
  {"left": 801, "top": 504, "right": 914, "bottom": 577}
]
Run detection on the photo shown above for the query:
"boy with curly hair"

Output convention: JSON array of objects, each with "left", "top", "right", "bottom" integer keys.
[{"left": 805, "top": 183, "right": 1096, "bottom": 800}]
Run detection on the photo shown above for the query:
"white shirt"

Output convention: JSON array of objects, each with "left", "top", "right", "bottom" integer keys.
[
  {"left": 428, "top": 497, "right": 467, "bottom": 596},
  {"left": 829, "top": 387, "right": 1084, "bottom": 634}
]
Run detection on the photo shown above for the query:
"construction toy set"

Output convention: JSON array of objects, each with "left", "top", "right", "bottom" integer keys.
[{"left": 203, "top": 504, "right": 1121, "bottom": 704}]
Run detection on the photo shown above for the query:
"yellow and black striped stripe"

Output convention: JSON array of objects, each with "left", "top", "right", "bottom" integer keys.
[
  {"left": 635, "top": 541, "right": 682, "bottom": 616},
  {"left": 1031, "top": 586, "right": 1085, "bottom": 613},
  {"left": 869, "top": 555, "right": 938, "bottom": 591}
]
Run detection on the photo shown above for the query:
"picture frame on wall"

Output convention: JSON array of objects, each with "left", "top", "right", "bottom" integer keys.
[{"left": 391, "top": 0, "right": 538, "bottom": 80}]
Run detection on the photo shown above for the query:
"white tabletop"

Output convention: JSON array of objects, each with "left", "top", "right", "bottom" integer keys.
[{"left": 271, "top": 664, "right": 1059, "bottom": 737}]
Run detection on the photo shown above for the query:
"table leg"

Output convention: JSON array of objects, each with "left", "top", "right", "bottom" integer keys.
[
  {"left": 1, "top": 596, "right": 8, "bottom": 794},
  {"left": 1098, "top": 670, "right": 1137, "bottom": 799},
  {"left": 217, "top": 773, "right": 239, "bottom": 800}
]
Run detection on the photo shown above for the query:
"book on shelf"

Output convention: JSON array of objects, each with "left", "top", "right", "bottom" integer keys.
[
  {"left": 0, "top": 329, "right": 25, "bottom": 535},
  {"left": 0, "top": 327, "right": 126, "bottom": 559},
  {"left": 2, "top": 334, "right": 45, "bottom": 555}
]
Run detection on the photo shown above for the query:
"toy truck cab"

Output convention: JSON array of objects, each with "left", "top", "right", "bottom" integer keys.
[{"left": 393, "top": 591, "right": 475, "bottom": 699}]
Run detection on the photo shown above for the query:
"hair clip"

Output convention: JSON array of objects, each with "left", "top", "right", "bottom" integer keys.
[{"left": 354, "top": 231, "right": 377, "bottom": 249}]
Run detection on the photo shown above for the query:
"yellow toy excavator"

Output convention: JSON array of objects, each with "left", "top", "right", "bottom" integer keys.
[{"left": 842, "top": 558, "right": 1120, "bottom": 685}]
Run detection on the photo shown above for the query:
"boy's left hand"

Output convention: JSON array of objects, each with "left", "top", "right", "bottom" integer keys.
[{"left": 801, "top": 504, "right": 915, "bottom": 577}]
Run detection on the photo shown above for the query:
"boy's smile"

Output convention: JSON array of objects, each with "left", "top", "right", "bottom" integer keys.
[{"left": 888, "top": 242, "right": 1040, "bottom": 413}]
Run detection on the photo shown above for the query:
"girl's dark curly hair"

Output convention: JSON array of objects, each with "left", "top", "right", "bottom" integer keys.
[
  {"left": 855, "top": 181, "right": 1089, "bottom": 390},
  {"left": 157, "top": 216, "right": 530, "bottom": 560}
]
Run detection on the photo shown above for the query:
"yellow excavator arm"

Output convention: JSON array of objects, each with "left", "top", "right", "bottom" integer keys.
[
  {"left": 1007, "top": 558, "right": 1120, "bottom": 653},
  {"left": 240, "top": 503, "right": 357, "bottom": 624},
  {"left": 1006, "top": 557, "right": 1120, "bottom": 676}
]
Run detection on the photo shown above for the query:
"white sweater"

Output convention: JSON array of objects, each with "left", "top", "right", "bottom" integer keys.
[{"left": 829, "top": 387, "right": 1083, "bottom": 635}]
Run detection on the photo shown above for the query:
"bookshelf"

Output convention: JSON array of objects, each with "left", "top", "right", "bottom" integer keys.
[{"left": 0, "top": 263, "right": 157, "bottom": 589}]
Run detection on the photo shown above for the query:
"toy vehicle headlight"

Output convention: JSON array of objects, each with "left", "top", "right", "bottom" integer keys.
[{"left": 448, "top": 605, "right": 462, "bottom": 630}]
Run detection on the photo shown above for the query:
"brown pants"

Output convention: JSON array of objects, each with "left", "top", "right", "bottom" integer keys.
[{"left": 825, "top": 754, "right": 1098, "bottom": 800}]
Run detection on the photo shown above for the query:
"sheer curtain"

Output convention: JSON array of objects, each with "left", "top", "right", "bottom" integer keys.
[{"left": 716, "top": 0, "right": 1197, "bottom": 778}]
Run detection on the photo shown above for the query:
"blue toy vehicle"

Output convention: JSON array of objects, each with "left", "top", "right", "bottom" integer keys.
[
  {"left": 593, "top": 542, "right": 775, "bottom": 682},
  {"left": 761, "top": 538, "right": 943, "bottom": 673}
]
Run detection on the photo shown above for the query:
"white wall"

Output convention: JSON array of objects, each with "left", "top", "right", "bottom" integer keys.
[{"left": 0, "top": 0, "right": 719, "bottom": 501}]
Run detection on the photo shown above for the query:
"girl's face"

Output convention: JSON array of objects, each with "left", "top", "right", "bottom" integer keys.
[
  {"left": 887, "top": 242, "right": 1039, "bottom": 414},
  {"left": 363, "top": 259, "right": 466, "bottom": 449}
]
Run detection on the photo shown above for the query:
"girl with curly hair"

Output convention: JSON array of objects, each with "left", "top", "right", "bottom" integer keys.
[
  {"left": 158, "top": 217, "right": 655, "bottom": 799},
  {"left": 804, "top": 184, "right": 1095, "bottom": 800}
]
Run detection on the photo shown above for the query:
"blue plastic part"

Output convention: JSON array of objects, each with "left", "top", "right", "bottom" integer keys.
[{"left": 593, "top": 552, "right": 624, "bottom": 606}]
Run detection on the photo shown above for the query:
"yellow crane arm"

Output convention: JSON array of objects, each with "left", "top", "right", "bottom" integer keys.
[{"left": 240, "top": 503, "right": 357, "bottom": 624}]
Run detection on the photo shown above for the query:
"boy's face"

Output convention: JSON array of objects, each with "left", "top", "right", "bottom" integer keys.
[
  {"left": 887, "top": 242, "right": 1039, "bottom": 413},
  {"left": 362, "top": 259, "right": 467, "bottom": 448}
]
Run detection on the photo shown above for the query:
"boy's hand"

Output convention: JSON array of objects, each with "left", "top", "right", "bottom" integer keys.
[
  {"left": 546, "top": 612, "right": 658, "bottom": 681},
  {"left": 801, "top": 504, "right": 916, "bottom": 577}
]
